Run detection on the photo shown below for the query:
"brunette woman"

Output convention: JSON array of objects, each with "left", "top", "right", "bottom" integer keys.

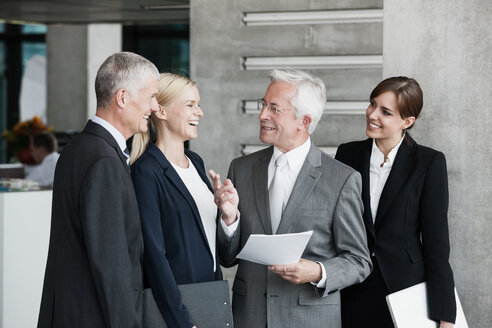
[{"left": 336, "top": 77, "right": 456, "bottom": 328}]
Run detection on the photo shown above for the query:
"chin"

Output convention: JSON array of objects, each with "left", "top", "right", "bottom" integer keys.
[{"left": 366, "top": 129, "right": 378, "bottom": 139}]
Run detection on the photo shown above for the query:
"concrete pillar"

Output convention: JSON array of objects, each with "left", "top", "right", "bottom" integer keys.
[
  {"left": 47, "top": 24, "right": 121, "bottom": 131},
  {"left": 383, "top": 1, "right": 492, "bottom": 326}
]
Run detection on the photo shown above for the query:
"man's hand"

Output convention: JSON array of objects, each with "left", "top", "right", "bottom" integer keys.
[
  {"left": 268, "top": 258, "right": 322, "bottom": 284},
  {"left": 439, "top": 321, "right": 454, "bottom": 328},
  {"left": 209, "top": 169, "right": 239, "bottom": 226}
]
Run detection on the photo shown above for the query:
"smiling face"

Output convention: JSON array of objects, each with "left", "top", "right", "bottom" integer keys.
[
  {"left": 366, "top": 91, "right": 415, "bottom": 148},
  {"left": 163, "top": 85, "right": 202, "bottom": 142},
  {"left": 259, "top": 81, "right": 309, "bottom": 153},
  {"left": 121, "top": 75, "right": 159, "bottom": 139}
]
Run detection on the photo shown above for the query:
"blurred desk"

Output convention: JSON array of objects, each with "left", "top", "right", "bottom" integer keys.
[
  {"left": 0, "top": 164, "right": 25, "bottom": 179},
  {"left": 0, "top": 190, "right": 51, "bottom": 328}
]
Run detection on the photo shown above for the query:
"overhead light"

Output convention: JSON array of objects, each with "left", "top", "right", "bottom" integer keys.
[
  {"left": 141, "top": 5, "right": 190, "bottom": 11},
  {"left": 243, "top": 9, "right": 383, "bottom": 26},
  {"left": 242, "top": 55, "right": 383, "bottom": 70}
]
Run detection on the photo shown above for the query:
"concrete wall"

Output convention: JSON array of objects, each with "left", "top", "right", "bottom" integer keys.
[
  {"left": 47, "top": 25, "right": 88, "bottom": 131},
  {"left": 383, "top": 1, "right": 492, "bottom": 326},
  {"left": 47, "top": 24, "right": 121, "bottom": 131},
  {"left": 190, "top": 0, "right": 383, "bottom": 177}
]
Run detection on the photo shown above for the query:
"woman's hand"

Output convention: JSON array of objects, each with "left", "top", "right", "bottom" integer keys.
[
  {"left": 439, "top": 321, "right": 454, "bottom": 328},
  {"left": 209, "top": 170, "right": 239, "bottom": 225}
]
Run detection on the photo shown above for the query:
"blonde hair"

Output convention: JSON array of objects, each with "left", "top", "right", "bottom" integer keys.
[{"left": 130, "top": 73, "right": 196, "bottom": 164}]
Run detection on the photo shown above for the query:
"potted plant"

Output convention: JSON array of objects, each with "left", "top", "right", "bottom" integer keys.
[{"left": 1, "top": 116, "right": 53, "bottom": 164}]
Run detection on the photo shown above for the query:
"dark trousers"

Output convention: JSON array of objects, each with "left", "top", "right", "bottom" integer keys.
[{"left": 341, "top": 256, "right": 394, "bottom": 328}]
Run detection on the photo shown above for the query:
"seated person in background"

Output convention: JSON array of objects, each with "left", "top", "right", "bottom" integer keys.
[{"left": 25, "top": 132, "right": 60, "bottom": 187}]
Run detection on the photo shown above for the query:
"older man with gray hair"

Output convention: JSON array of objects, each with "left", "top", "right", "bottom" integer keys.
[
  {"left": 38, "top": 52, "right": 159, "bottom": 328},
  {"left": 211, "top": 69, "right": 372, "bottom": 328}
]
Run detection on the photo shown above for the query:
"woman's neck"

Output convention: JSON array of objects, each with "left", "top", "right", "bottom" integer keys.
[
  {"left": 155, "top": 132, "right": 188, "bottom": 168},
  {"left": 375, "top": 134, "right": 403, "bottom": 158}
]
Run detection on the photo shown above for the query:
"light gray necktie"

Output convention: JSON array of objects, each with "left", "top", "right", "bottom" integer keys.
[{"left": 269, "top": 154, "right": 288, "bottom": 234}]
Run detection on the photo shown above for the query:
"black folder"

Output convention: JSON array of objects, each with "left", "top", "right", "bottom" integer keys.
[{"left": 143, "top": 280, "right": 233, "bottom": 328}]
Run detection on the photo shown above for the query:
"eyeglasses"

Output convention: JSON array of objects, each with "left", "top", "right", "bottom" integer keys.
[{"left": 257, "top": 99, "right": 295, "bottom": 115}]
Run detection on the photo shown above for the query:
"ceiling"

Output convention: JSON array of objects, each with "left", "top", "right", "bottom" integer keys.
[{"left": 0, "top": 0, "right": 190, "bottom": 25}]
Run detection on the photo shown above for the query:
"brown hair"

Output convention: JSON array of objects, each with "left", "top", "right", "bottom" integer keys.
[
  {"left": 31, "top": 132, "right": 58, "bottom": 153},
  {"left": 370, "top": 76, "right": 423, "bottom": 131}
]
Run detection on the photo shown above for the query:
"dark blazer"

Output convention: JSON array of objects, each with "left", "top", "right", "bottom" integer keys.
[
  {"left": 335, "top": 137, "right": 456, "bottom": 323},
  {"left": 38, "top": 120, "right": 144, "bottom": 328},
  {"left": 131, "top": 143, "right": 222, "bottom": 328}
]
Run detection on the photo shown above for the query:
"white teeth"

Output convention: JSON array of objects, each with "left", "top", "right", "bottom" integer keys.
[
  {"left": 143, "top": 116, "right": 149, "bottom": 120},
  {"left": 369, "top": 122, "right": 380, "bottom": 128},
  {"left": 189, "top": 121, "right": 198, "bottom": 126},
  {"left": 262, "top": 126, "right": 275, "bottom": 130}
]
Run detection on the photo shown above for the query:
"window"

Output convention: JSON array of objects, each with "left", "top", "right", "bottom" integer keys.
[{"left": 0, "top": 23, "right": 46, "bottom": 162}]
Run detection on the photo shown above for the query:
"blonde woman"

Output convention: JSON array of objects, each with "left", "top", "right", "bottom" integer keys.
[{"left": 131, "top": 73, "right": 238, "bottom": 328}]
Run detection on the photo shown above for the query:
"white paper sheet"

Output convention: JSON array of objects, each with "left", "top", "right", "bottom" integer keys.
[{"left": 236, "top": 230, "right": 313, "bottom": 265}]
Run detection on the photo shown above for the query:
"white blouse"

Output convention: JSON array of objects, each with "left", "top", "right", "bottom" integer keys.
[
  {"left": 369, "top": 136, "right": 405, "bottom": 223},
  {"left": 171, "top": 157, "right": 218, "bottom": 271}
]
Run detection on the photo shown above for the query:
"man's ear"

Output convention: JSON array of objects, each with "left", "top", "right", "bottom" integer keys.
[
  {"left": 299, "top": 114, "right": 312, "bottom": 131},
  {"left": 115, "top": 88, "right": 128, "bottom": 108}
]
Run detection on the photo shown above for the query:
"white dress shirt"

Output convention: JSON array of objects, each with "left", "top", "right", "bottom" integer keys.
[
  {"left": 221, "top": 138, "right": 311, "bottom": 235},
  {"left": 172, "top": 158, "right": 218, "bottom": 271},
  {"left": 369, "top": 135, "right": 405, "bottom": 222},
  {"left": 91, "top": 115, "right": 129, "bottom": 164},
  {"left": 25, "top": 152, "right": 60, "bottom": 187}
]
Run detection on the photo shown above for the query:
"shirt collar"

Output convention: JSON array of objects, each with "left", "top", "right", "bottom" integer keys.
[
  {"left": 272, "top": 137, "right": 311, "bottom": 171},
  {"left": 91, "top": 115, "right": 128, "bottom": 155},
  {"left": 371, "top": 134, "right": 405, "bottom": 165}
]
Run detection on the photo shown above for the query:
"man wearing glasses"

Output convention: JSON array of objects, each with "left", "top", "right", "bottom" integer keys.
[{"left": 212, "top": 69, "right": 372, "bottom": 328}]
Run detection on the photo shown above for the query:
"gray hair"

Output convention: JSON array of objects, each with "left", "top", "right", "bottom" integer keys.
[
  {"left": 268, "top": 69, "right": 326, "bottom": 134},
  {"left": 95, "top": 52, "right": 160, "bottom": 109}
]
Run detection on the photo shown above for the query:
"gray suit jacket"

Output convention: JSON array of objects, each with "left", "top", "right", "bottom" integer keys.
[{"left": 218, "top": 144, "right": 371, "bottom": 328}]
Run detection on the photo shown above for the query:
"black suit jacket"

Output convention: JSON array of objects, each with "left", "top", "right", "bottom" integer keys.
[
  {"left": 131, "top": 143, "right": 222, "bottom": 328},
  {"left": 335, "top": 137, "right": 456, "bottom": 323},
  {"left": 38, "top": 121, "right": 144, "bottom": 328}
]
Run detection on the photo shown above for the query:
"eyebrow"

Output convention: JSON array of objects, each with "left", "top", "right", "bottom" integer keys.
[
  {"left": 262, "top": 98, "right": 283, "bottom": 106},
  {"left": 373, "top": 99, "right": 394, "bottom": 113}
]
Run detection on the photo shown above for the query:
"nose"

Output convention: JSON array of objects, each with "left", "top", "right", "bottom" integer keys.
[
  {"left": 366, "top": 104, "right": 377, "bottom": 119},
  {"left": 259, "top": 106, "right": 270, "bottom": 120},
  {"left": 195, "top": 105, "right": 203, "bottom": 117}
]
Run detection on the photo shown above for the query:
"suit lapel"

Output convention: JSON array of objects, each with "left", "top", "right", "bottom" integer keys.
[
  {"left": 148, "top": 145, "right": 211, "bottom": 253},
  {"left": 84, "top": 120, "right": 130, "bottom": 175},
  {"left": 276, "top": 144, "right": 322, "bottom": 234},
  {"left": 374, "top": 138, "right": 417, "bottom": 231},
  {"left": 360, "top": 139, "right": 376, "bottom": 239},
  {"left": 253, "top": 147, "right": 273, "bottom": 235}
]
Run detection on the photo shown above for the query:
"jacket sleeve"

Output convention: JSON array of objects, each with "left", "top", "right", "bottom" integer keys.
[
  {"left": 217, "top": 159, "right": 242, "bottom": 267},
  {"left": 79, "top": 156, "right": 141, "bottom": 328},
  {"left": 420, "top": 151, "right": 456, "bottom": 323},
  {"left": 319, "top": 170, "right": 372, "bottom": 296},
  {"left": 131, "top": 162, "right": 194, "bottom": 328}
]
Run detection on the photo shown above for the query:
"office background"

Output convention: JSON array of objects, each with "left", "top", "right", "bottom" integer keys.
[{"left": 0, "top": 0, "right": 490, "bottom": 327}]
